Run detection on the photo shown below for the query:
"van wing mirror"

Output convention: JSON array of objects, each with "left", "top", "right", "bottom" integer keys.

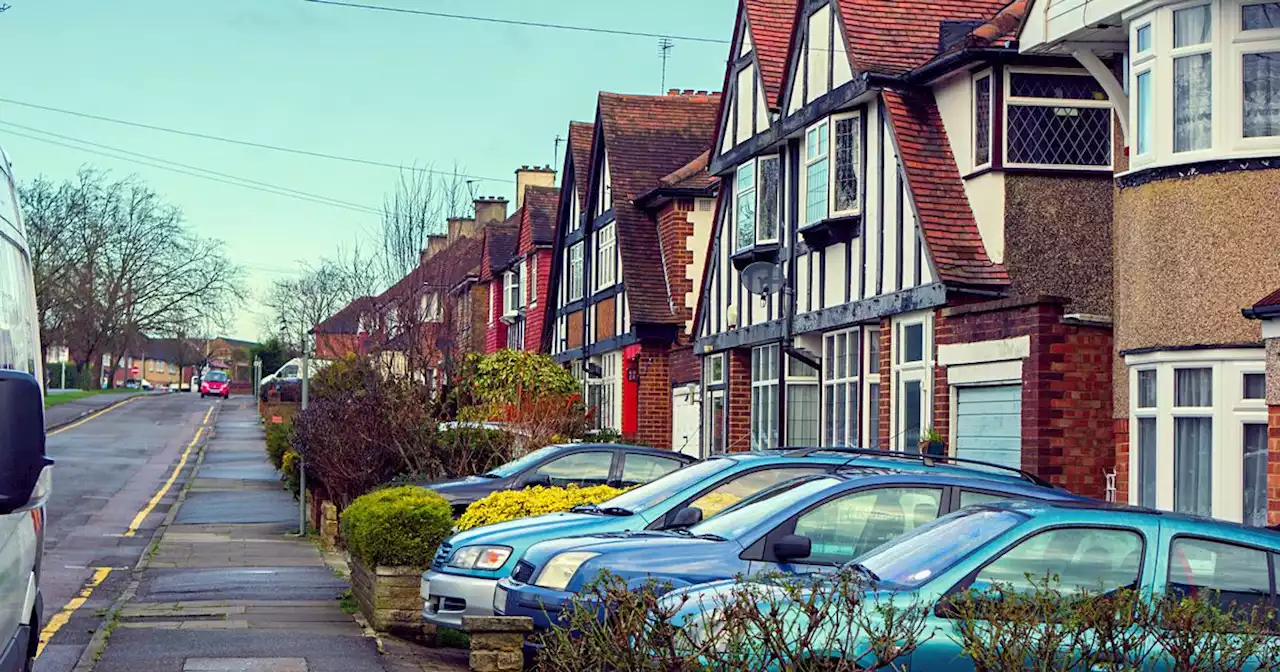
[
  {"left": 669, "top": 506, "right": 703, "bottom": 528},
  {"left": 0, "top": 371, "right": 54, "bottom": 515}
]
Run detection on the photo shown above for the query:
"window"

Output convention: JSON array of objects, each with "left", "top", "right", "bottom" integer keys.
[
  {"left": 707, "top": 353, "right": 724, "bottom": 385},
  {"left": 1244, "top": 372, "right": 1267, "bottom": 399},
  {"left": 587, "top": 352, "right": 620, "bottom": 431},
  {"left": 1243, "top": 51, "right": 1280, "bottom": 137},
  {"left": 1244, "top": 2, "right": 1280, "bottom": 30},
  {"left": 793, "top": 487, "right": 942, "bottom": 565},
  {"left": 833, "top": 116, "right": 860, "bottom": 213},
  {"left": 805, "top": 121, "right": 829, "bottom": 225},
  {"left": 534, "top": 451, "right": 613, "bottom": 488},
  {"left": 734, "top": 156, "right": 780, "bottom": 250},
  {"left": 1137, "top": 23, "right": 1153, "bottom": 52},
  {"left": 802, "top": 114, "right": 862, "bottom": 226},
  {"left": 1136, "top": 70, "right": 1154, "bottom": 155},
  {"left": 528, "top": 256, "right": 537, "bottom": 306},
  {"left": 751, "top": 345, "right": 780, "bottom": 450},
  {"left": 1004, "top": 70, "right": 1112, "bottom": 168},
  {"left": 824, "top": 329, "right": 859, "bottom": 447},
  {"left": 420, "top": 292, "right": 442, "bottom": 322},
  {"left": 975, "top": 527, "right": 1144, "bottom": 595},
  {"left": 620, "top": 454, "right": 683, "bottom": 487},
  {"left": 1168, "top": 537, "right": 1271, "bottom": 612},
  {"left": 1244, "top": 424, "right": 1270, "bottom": 526},
  {"left": 959, "top": 490, "right": 1010, "bottom": 509},
  {"left": 596, "top": 223, "right": 616, "bottom": 290},
  {"left": 568, "top": 243, "right": 584, "bottom": 301},
  {"left": 1174, "top": 5, "right": 1214, "bottom": 153},
  {"left": 506, "top": 319, "right": 525, "bottom": 350},
  {"left": 706, "top": 390, "right": 726, "bottom": 456},
  {"left": 687, "top": 467, "right": 825, "bottom": 519},
  {"left": 865, "top": 329, "right": 881, "bottom": 449},
  {"left": 1174, "top": 367, "right": 1214, "bottom": 517},
  {"left": 893, "top": 317, "right": 930, "bottom": 453},
  {"left": 787, "top": 355, "right": 820, "bottom": 447},
  {"left": 974, "top": 72, "right": 993, "bottom": 168}
]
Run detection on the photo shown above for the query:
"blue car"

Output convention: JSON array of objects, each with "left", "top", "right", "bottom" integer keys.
[
  {"left": 495, "top": 457, "right": 1090, "bottom": 630},
  {"left": 423, "top": 447, "right": 937, "bottom": 627},
  {"left": 665, "top": 500, "right": 1280, "bottom": 671}
]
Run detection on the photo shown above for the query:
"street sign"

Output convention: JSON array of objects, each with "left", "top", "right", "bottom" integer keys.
[{"left": 741, "top": 261, "right": 783, "bottom": 296}]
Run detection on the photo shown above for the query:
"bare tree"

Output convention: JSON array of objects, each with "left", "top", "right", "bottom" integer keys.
[{"left": 377, "top": 164, "right": 471, "bottom": 286}]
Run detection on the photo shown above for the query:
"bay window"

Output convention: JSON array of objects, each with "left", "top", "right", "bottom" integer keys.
[
  {"left": 823, "top": 328, "right": 860, "bottom": 447},
  {"left": 568, "top": 243, "right": 584, "bottom": 301},
  {"left": 1173, "top": 5, "right": 1213, "bottom": 153},
  {"left": 802, "top": 112, "right": 862, "bottom": 227},
  {"left": 595, "top": 223, "right": 616, "bottom": 290},
  {"left": 734, "top": 156, "right": 780, "bottom": 250},
  {"left": 751, "top": 344, "right": 779, "bottom": 450}
]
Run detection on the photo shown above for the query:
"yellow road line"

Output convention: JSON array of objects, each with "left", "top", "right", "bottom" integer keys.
[
  {"left": 123, "top": 409, "right": 210, "bottom": 537},
  {"left": 37, "top": 567, "right": 112, "bottom": 656},
  {"left": 47, "top": 396, "right": 139, "bottom": 436},
  {"left": 201, "top": 405, "right": 214, "bottom": 425}
]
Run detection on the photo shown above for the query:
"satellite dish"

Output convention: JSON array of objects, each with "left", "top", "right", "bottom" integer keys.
[{"left": 741, "top": 261, "right": 783, "bottom": 296}]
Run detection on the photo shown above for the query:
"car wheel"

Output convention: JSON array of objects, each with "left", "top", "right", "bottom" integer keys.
[
  {"left": 200, "top": 393, "right": 205, "bottom": 398},
  {"left": 223, "top": 392, "right": 230, "bottom": 399}
]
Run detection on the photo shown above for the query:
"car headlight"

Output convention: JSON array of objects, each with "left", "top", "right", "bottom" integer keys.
[
  {"left": 447, "top": 546, "right": 512, "bottom": 571},
  {"left": 533, "top": 552, "right": 599, "bottom": 591}
]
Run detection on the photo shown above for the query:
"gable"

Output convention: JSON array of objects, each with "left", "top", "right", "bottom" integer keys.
[{"left": 783, "top": 1, "right": 854, "bottom": 116}]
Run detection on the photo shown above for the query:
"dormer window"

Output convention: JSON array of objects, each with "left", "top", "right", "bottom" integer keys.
[
  {"left": 734, "top": 156, "right": 780, "bottom": 251},
  {"left": 419, "top": 292, "right": 442, "bottom": 323}
]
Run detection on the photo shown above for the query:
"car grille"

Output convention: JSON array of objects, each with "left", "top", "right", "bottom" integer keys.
[
  {"left": 432, "top": 541, "right": 453, "bottom": 570},
  {"left": 512, "top": 560, "right": 535, "bottom": 584}
]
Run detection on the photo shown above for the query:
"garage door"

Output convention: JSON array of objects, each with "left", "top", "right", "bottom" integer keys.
[{"left": 954, "top": 385, "right": 1022, "bottom": 470}]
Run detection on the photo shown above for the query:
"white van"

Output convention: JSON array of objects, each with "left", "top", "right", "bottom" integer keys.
[{"left": 0, "top": 147, "right": 54, "bottom": 672}]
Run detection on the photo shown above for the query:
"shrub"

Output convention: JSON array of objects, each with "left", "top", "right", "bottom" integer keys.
[
  {"left": 340, "top": 486, "right": 454, "bottom": 568},
  {"left": 265, "top": 422, "right": 293, "bottom": 470},
  {"left": 281, "top": 449, "right": 301, "bottom": 498},
  {"left": 455, "top": 484, "right": 627, "bottom": 532}
]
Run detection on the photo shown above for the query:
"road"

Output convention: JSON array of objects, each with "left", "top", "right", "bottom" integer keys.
[{"left": 35, "top": 393, "right": 220, "bottom": 672}]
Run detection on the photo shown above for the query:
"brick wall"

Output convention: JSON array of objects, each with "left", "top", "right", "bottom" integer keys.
[
  {"left": 1270, "top": 406, "right": 1280, "bottom": 525},
  {"left": 315, "top": 333, "right": 360, "bottom": 360},
  {"left": 656, "top": 199, "right": 696, "bottom": 328},
  {"left": 878, "top": 319, "right": 892, "bottom": 449},
  {"left": 1115, "top": 419, "right": 1129, "bottom": 505},
  {"left": 524, "top": 249, "right": 553, "bottom": 352},
  {"left": 635, "top": 343, "right": 672, "bottom": 449},
  {"left": 935, "top": 298, "right": 1115, "bottom": 500},
  {"left": 727, "top": 348, "right": 752, "bottom": 452}
]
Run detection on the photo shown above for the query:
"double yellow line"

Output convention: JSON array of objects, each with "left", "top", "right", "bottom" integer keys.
[{"left": 123, "top": 405, "right": 213, "bottom": 537}]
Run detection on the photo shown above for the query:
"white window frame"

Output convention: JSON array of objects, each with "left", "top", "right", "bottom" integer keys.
[
  {"left": 568, "top": 242, "right": 584, "bottom": 301},
  {"left": 1002, "top": 66, "right": 1114, "bottom": 170},
  {"left": 707, "top": 353, "right": 725, "bottom": 385},
  {"left": 802, "top": 119, "right": 830, "bottom": 226},
  {"left": 733, "top": 155, "right": 781, "bottom": 251},
  {"left": 787, "top": 353, "right": 821, "bottom": 448},
  {"left": 823, "top": 328, "right": 861, "bottom": 447},
  {"left": 420, "top": 292, "right": 442, "bottom": 323},
  {"left": 890, "top": 312, "right": 933, "bottom": 454},
  {"left": 528, "top": 255, "right": 538, "bottom": 307},
  {"left": 502, "top": 268, "right": 522, "bottom": 318},
  {"left": 595, "top": 222, "right": 616, "bottom": 291},
  {"left": 972, "top": 69, "right": 995, "bottom": 171},
  {"left": 1124, "top": 348, "right": 1267, "bottom": 524},
  {"left": 800, "top": 112, "right": 864, "bottom": 227},
  {"left": 751, "top": 344, "right": 780, "bottom": 451}
]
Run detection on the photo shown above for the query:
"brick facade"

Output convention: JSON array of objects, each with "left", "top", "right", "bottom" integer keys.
[
  {"left": 523, "top": 249, "right": 553, "bottom": 352},
  {"left": 635, "top": 343, "right": 673, "bottom": 449},
  {"left": 484, "top": 283, "right": 506, "bottom": 354},
  {"left": 1115, "top": 418, "right": 1129, "bottom": 505},
  {"left": 656, "top": 199, "right": 697, "bottom": 330},
  {"left": 878, "top": 319, "right": 892, "bottom": 449},
  {"left": 1270, "top": 406, "right": 1280, "bottom": 525},
  {"left": 727, "top": 348, "right": 752, "bottom": 452}
]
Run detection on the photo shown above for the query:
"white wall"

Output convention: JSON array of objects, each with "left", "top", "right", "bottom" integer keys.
[{"left": 933, "top": 69, "right": 1006, "bottom": 264}]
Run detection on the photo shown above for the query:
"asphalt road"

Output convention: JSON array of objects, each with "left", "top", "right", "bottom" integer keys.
[{"left": 35, "top": 392, "right": 222, "bottom": 672}]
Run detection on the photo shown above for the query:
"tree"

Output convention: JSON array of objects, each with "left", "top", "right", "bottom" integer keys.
[
  {"left": 249, "top": 336, "right": 291, "bottom": 377},
  {"left": 376, "top": 165, "right": 470, "bottom": 287}
]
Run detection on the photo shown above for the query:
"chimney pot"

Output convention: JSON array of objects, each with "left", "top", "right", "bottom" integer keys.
[{"left": 668, "top": 88, "right": 679, "bottom": 95}]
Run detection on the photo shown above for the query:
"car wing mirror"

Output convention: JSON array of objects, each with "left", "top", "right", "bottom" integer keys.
[
  {"left": 524, "top": 473, "right": 551, "bottom": 488},
  {"left": 773, "top": 534, "right": 812, "bottom": 562},
  {"left": 0, "top": 371, "right": 54, "bottom": 515},
  {"left": 669, "top": 506, "right": 703, "bottom": 528}
]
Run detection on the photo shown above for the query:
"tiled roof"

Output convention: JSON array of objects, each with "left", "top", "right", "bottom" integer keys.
[
  {"left": 314, "top": 296, "right": 376, "bottom": 334},
  {"left": 659, "top": 150, "right": 717, "bottom": 192},
  {"left": 743, "top": 0, "right": 797, "bottom": 109},
  {"left": 378, "top": 235, "right": 483, "bottom": 306},
  {"left": 598, "top": 91, "right": 720, "bottom": 325},
  {"left": 966, "top": 0, "right": 1028, "bottom": 48},
  {"left": 481, "top": 219, "right": 518, "bottom": 281},
  {"left": 1254, "top": 288, "right": 1280, "bottom": 309},
  {"left": 834, "top": 0, "right": 1011, "bottom": 75},
  {"left": 522, "top": 185, "right": 560, "bottom": 247},
  {"left": 882, "top": 89, "right": 1008, "bottom": 287},
  {"left": 568, "top": 122, "right": 595, "bottom": 213}
]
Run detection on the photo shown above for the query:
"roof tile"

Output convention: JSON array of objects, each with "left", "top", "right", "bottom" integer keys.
[
  {"left": 743, "top": 0, "right": 797, "bottom": 108},
  {"left": 834, "top": 0, "right": 1011, "bottom": 75}
]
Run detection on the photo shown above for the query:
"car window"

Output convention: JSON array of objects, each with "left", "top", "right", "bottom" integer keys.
[
  {"left": 484, "top": 445, "right": 562, "bottom": 478},
  {"left": 0, "top": 232, "right": 39, "bottom": 376},
  {"left": 959, "top": 491, "right": 1011, "bottom": 509},
  {"left": 975, "top": 527, "right": 1143, "bottom": 595},
  {"left": 793, "top": 487, "right": 942, "bottom": 565},
  {"left": 690, "top": 476, "right": 841, "bottom": 541},
  {"left": 606, "top": 459, "right": 733, "bottom": 514},
  {"left": 205, "top": 371, "right": 229, "bottom": 382},
  {"left": 534, "top": 451, "right": 613, "bottom": 487},
  {"left": 620, "top": 454, "right": 683, "bottom": 487},
  {"left": 1168, "top": 538, "right": 1271, "bottom": 613},
  {"left": 856, "top": 508, "right": 1027, "bottom": 589},
  {"left": 686, "top": 467, "right": 827, "bottom": 519}
]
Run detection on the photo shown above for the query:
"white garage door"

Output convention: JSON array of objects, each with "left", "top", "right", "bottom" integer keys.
[
  {"left": 954, "top": 385, "right": 1022, "bottom": 470},
  {"left": 671, "top": 386, "right": 701, "bottom": 459}
]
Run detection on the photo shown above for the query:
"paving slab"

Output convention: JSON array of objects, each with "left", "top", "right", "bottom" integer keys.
[
  {"left": 196, "top": 463, "right": 281, "bottom": 481},
  {"left": 137, "top": 567, "right": 348, "bottom": 602},
  {"left": 91, "top": 629, "right": 381, "bottom": 672},
  {"left": 183, "top": 659, "right": 307, "bottom": 672},
  {"left": 175, "top": 491, "right": 297, "bottom": 524}
]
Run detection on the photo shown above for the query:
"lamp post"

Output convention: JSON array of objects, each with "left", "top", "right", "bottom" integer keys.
[{"left": 298, "top": 324, "right": 310, "bottom": 537}]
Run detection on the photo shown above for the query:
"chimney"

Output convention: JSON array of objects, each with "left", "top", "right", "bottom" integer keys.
[
  {"left": 473, "top": 196, "right": 508, "bottom": 227},
  {"left": 420, "top": 234, "right": 448, "bottom": 264},
  {"left": 447, "top": 216, "right": 477, "bottom": 243},
  {"left": 514, "top": 165, "right": 557, "bottom": 209}
]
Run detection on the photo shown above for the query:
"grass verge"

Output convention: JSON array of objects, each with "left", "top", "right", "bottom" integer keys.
[{"left": 44, "top": 388, "right": 134, "bottom": 408}]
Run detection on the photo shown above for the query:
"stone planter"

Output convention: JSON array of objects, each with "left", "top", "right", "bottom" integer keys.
[
  {"left": 462, "top": 616, "right": 532, "bottom": 672},
  {"left": 348, "top": 555, "right": 434, "bottom": 644}
]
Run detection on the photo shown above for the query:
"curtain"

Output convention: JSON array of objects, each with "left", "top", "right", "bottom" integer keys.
[
  {"left": 1244, "top": 52, "right": 1280, "bottom": 138},
  {"left": 1174, "top": 368, "right": 1212, "bottom": 407},
  {"left": 1173, "top": 5, "right": 1211, "bottom": 47},
  {"left": 1138, "top": 417, "right": 1158, "bottom": 508},
  {"left": 1174, "top": 54, "right": 1213, "bottom": 152},
  {"left": 1244, "top": 424, "right": 1269, "bottom": 527},
  {"left": 788, "top": 383, "right": 821, "bottom": 447},
  {"left": 1174, "top": 417, "right": 1213, "bottom": 517}
]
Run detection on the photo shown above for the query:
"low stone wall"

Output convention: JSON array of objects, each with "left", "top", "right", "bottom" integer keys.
[
  {"left": 462, "top": 616, "right": 531, "bottom": 672},
  {"left": 318, "top": 500, "right": 339, "bottom": 550},
  {"left": 349, "top": 555, "right": 434, "bottom": 643}
]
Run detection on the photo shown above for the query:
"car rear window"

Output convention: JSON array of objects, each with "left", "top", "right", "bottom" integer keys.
[
  {"left": 1169, "top": 537, "right": 1272, "bottom": 612},
  {"left": 205, "top": 371, "right": 229, "bottom": 382}
]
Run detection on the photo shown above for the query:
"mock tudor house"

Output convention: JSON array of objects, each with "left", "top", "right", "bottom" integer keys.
[
  {"left": 694, "top": 0, "right": 1122, "bottom": 498},
  {"left": 480, "top": 213, "right": 520, "bottom": 353},
  {"left": 490, "top": 168, "right": 559, "bottom": 352},
  {"left": 1021, "top": 0, "right": 1280, "bottom": 524},
  {"left": 543, "top": 93, "right": 721, "bottom": 450}
]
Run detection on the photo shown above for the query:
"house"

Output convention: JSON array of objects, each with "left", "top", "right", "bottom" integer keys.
[
  {"left": 693, "top": 0, "right": 1118, "bottom": 498},
  {"left": 544, "top": 91, "right": 721, "bottom": 450},
  {"left": 1021, "top": 0, "right": 1280, "bottom": 523},
  {"left": 480, "top": 215, "right": 520, "bottom": 353},
  {"left": 488, "top": 166, "right": 559, "bottom": 352},
  {"left": 311, "top": 296, "right": 376, "bottom": 360}
]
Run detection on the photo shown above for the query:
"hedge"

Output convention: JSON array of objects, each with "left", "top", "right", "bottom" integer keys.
[
  {"left": 455, "top": 484, "right": 627, "bottom": 532},
  {"left": 340, "top": 486, "right": 454, "bottom": 568},
  {"left": 265, "top": 421, "right": 293, "bottom": 470}
]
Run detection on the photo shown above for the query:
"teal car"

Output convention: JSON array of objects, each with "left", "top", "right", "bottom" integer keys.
[
  {"left": 421, "top": 448, "right": 1059, "bottom": 629},
  {"left": 666, "top": 500, "right": 1280, "bottom": 670}
]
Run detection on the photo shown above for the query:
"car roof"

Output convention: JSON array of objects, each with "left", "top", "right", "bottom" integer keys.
[
  {"left": 980, "top": 499, "right": 1280, "bottom": 547},
  {"left": 549, "top": 443, "right": 697, "bottom": 463},
  {"left": 816, "top": 469, "right": 1090, "bottom": 501}
]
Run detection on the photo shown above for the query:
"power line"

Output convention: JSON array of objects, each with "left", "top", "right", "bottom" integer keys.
[
  {"left": 0, "top": 95, "right": 515, "bottom": 184},
  {"left": 304, "top": 0, "right": 730, "bottom": 45},
  {"left": 0, "top": 126, "right": 385, "bottom": 217},
  {"left": 0, "top": 120, "right": 383, "bottom": 216}
]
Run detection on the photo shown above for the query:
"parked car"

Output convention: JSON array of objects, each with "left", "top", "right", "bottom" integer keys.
[
  {"left": 664, "top": 499, "right": 1280, "bottom": 670},
  {"left": 424, "top": 449, "right": 879, "bottom": 628},
  {"left": 420, "top": 443, "right": 697, "bottom": 519},
  {"left": 199, "top": 370, "right": 231, "bottom": 399},
  {"left": 0, "top": 144, "right": 55, "bottom": 672},
  {"left": 495, "top": 452, "right": 1091, "bottom": 631}
]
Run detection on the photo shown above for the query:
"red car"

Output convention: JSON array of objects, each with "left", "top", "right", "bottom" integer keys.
[{"left": 200, "top": 370, "right": 231, "bottom": 399}]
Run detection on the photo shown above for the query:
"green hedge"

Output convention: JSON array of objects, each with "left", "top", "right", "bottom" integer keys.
[
  {"left": 340, "top": 486, "right": 453, "bottom": 568},
  {"left": 265, "top": 422, "right": 292, "bottom": 470}
]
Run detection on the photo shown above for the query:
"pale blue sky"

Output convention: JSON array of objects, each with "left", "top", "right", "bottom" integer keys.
[{"left": 0, "top": 0, "right": 734, "bottom": 340}]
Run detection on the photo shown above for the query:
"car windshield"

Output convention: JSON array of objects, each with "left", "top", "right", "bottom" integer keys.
[
  {"left": 851, "top": 507, "right": 1027, "bottom": 589},
  {"left": 687, "top": 476, "right": 840, "bottom": 541},
  {"left": 205, "top": 371, "right": 229, "bottom": 382},
  {"left": 602, "top": 458, "right": 732, "bottom": 513},
  {"left": 482, "top": 445, "right": 563, "bottom": 478}
]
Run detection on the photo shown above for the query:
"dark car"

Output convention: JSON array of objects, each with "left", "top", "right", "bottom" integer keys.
[{"left": 421, "top": 444, "right": 697, "bottom": 516}]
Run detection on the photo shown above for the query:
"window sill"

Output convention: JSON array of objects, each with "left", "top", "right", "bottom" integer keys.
[
  {"left": 500, "top": 310, "right": 524, "bottom": 325},
  {"left": 730, "top": 242, "right": 780, "bottom": 271},
  {"left": 798, "top": 214, "right": 861, "bottom": 249}
]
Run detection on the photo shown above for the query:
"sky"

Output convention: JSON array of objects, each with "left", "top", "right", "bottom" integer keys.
[{"left": 0, "top": 0, "right": 735, "bottom": 341}]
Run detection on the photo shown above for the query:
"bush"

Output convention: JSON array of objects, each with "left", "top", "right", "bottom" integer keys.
[
  {"left": 265, "top": 422, "right": 293, "bottom": 470},
  {"left": 340, "top": 486, "right": 454, "bottom": 568},
  {"left": 281, "top": 449, "right": 301, "bottom": 498},
  {"left": 455, "top": 484, "right": 628, "bottom": 532}
]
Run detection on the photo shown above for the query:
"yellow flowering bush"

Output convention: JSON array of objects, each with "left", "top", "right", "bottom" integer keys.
[{"left": 455, "top": 484, "right": 627, "bottom": 532}]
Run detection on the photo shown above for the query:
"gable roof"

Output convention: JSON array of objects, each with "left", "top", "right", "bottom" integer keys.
[
  {"left": 313, "top": 296, "right": 376, "bottom": 335},
  {"left": 521, "top": 185, "right": 560, "bottom": 248},
  {"left": 1244, "top": 287, "right": 1280, "bottom": 319},
  {"left": 568, "top": 122, "right": 595, "bottom": 212},
  {"left": 378, "top": 235, "right": 483, "bottom": 309},
  {"left": 882, "top": 88, "right": 1008, "bottom": 287},
  {"left": 481, "top": 218, "right": 519, "bottom": 281},
  {"left": 831, "top": 0, "right": 1011, "bottom": 76},
  {"left": 596, "top": 91, "right": 721, "bottom": 325},
  {"left": 744, "top": 0, "right": 797, "bottom": 109}
]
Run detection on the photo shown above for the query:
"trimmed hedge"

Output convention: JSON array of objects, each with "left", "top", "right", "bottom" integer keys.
[
  {"left": 455, "top": 484, "right": 627, "bottom": 532},
  {"left": 340, "top": 486, "right": 454, "bottom": 568},
  {"left": 265, "top": 422, "right": 293, "bottom": 470}
]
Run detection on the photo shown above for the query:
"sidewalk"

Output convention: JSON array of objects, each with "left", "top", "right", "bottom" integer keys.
[{"left": 88, "top": 399, "right": 465, "bottom": 672}]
